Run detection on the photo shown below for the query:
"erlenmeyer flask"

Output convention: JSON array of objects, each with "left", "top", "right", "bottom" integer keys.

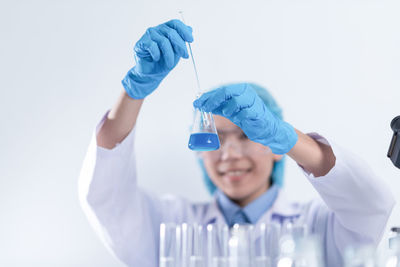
[
  {"left": 188, "top": 108, "right": 220, "bottom": 151},
  {"left": 178, "top": 12, "right": 220, "bottom": 152}
]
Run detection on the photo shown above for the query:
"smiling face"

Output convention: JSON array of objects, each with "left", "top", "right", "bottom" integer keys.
[{"left": 201, "top": 115, "right": 282, "bottom": 207}]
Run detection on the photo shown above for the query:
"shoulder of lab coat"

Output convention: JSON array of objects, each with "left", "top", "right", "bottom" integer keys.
[
  {"left": 303, "top": 132, "right": 395, "bottom": 244},
  {"left": 299, "top": 132, "right": 395, "bottom": 265}
]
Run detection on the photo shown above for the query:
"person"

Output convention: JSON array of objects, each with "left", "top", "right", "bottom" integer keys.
[{"left": 79, "top": 19, "right": 395, "bottom": 267}]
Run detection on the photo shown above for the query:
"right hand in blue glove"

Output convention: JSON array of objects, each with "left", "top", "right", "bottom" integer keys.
[
  {"left": 122, "top": 19, "right": 193, "bottom": 99},
  {"left": 193, "top": 83, "right": 298, "bottom": 155}
]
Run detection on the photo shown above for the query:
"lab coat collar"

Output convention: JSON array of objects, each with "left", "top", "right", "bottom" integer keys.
[{"left": 203, "top": 188, "right": 302, "bottom": 226}]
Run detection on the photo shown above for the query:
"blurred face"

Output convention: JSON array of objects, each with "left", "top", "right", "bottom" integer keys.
[{"left": 200, "top": 115, "right": 282, "bottom": 207}]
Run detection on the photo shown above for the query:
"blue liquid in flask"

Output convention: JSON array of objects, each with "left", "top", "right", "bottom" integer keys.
[{"left": 188, "top": 133, "right": 220, "bottom": 151}]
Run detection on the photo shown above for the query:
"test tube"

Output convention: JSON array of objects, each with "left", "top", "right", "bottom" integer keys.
[
  {"left": 253, "top": 223, "right": 272, "bottom": 267},
  {"left": 344, "top": 245, "right": 377, "bottom": 267},
  {"left": 159, "top": 223, "right": 181, "bottom": 267},
  {"left": 293, "top": 235, "right": 324, "bottom": 267},
  {"left": 267, "top": 223, "right": 282, "bottom": 266},
  {"left": 292, "top": 224, "right": 308, "bottom": 241},
  {"left": 186, "top": 224, "right": 206, "bottom": 267},
  {"left": 229, "top": 224, "right": 254, "bottom": 267},
  {"left": 207, "top": 224, "right": 230, "bottom": 267}
]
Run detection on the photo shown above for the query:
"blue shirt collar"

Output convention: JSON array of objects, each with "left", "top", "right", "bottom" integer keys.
[{"left": 216, "top": 184, "right": 279, "bottom": 227}]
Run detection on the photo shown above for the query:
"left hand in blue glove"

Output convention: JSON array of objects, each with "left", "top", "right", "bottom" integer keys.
[{"left": 193, "top": 83, "right": 298, "bottom": 155}]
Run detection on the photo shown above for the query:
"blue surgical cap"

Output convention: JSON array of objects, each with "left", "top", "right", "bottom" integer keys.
[{"left": 197, "top": 83, "right": 286, "bottom": 195}]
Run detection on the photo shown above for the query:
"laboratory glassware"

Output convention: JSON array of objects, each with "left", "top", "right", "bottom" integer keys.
[
  {"left": 293, "top": 235, "right": 324, "bottom": 267},
  {"left": 189, "top": 110, "right": 220, "bottom": 151},
  {"left": 184, "top": 223, "right": 206, "bottom": 267},
  {"left": 390, "top": 227, "right": 400, "bottom": 250},
  {"left": 229, "top": 224, "right": 254, "bottom": 267},
  {"left": 253, "top": 223, "right": 272, "bottom": 267},
  {"left": 207, "top": 224, "right": 230, "bottom": 267},
  {"left": 160, "top": 223, "right": 181, "bottom": 267},
  {"left": 344, "top": 245, "right": 378, "bottom": 267},
  {"left": 179, "top": 11, "right": 220, "bottom": 152}
]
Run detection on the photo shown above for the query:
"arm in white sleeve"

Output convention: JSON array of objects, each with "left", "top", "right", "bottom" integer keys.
[
  {"left": 302, "top": 133, "right": 396, "bottom": 266},
  {"left": 79, "top": 113, "right": 165, "bottom": 267}
]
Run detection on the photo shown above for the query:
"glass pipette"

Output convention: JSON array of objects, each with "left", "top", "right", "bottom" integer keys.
[
  {"left": 179, "top": 11, "right": 202, "bottom": 97},
  {"left": 179, "top": 11, "right": 210, "bottom": 128}
]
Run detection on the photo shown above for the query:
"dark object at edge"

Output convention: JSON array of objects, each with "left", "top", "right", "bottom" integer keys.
[{"left": 388, "top": 116, "right": 400, "bottom": 169}]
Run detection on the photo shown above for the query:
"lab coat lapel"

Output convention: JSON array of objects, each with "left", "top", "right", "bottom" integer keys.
[
  {"left": 202, "top": 195, "right": 226, "bottom": 226},
  {"left": 254, "top": 189, "right": 302, "bottom": 227}
]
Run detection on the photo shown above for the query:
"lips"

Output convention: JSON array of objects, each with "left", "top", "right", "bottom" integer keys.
[
  {"left": 224, "top": 170, "right": 250, "bottom": 176},
  {"left": 218, "top": 168, "right": 252, "bottom": 182}
]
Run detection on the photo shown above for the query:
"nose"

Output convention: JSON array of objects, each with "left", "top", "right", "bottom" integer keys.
[{"left": 220, "top": 139, "right": 244, "bottom": 161}]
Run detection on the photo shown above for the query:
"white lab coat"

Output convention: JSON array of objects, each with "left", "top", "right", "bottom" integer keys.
[{"left": 79, "top": 113, "right": 395, "bottom": 267}]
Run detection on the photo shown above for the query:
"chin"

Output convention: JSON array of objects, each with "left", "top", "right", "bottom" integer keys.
[{"left": 223, "top": 187, "right": 252, "bottom": 201}]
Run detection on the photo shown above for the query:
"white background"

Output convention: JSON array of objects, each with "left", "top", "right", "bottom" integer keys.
[{"left": 1, "top": 0, "right": 399, "bottom": 266}]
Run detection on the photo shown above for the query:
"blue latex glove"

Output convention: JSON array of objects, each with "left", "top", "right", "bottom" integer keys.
[
  {"left": 193, "top": 83, "right": 298, "bottom": 155},
  {"left": 122, "top": 19, "right": 193, "bottom": 99}
]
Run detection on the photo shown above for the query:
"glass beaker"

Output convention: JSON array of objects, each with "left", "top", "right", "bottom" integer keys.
[{"left": 188, "top": 108, "right": 220, "bottom": 151}]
